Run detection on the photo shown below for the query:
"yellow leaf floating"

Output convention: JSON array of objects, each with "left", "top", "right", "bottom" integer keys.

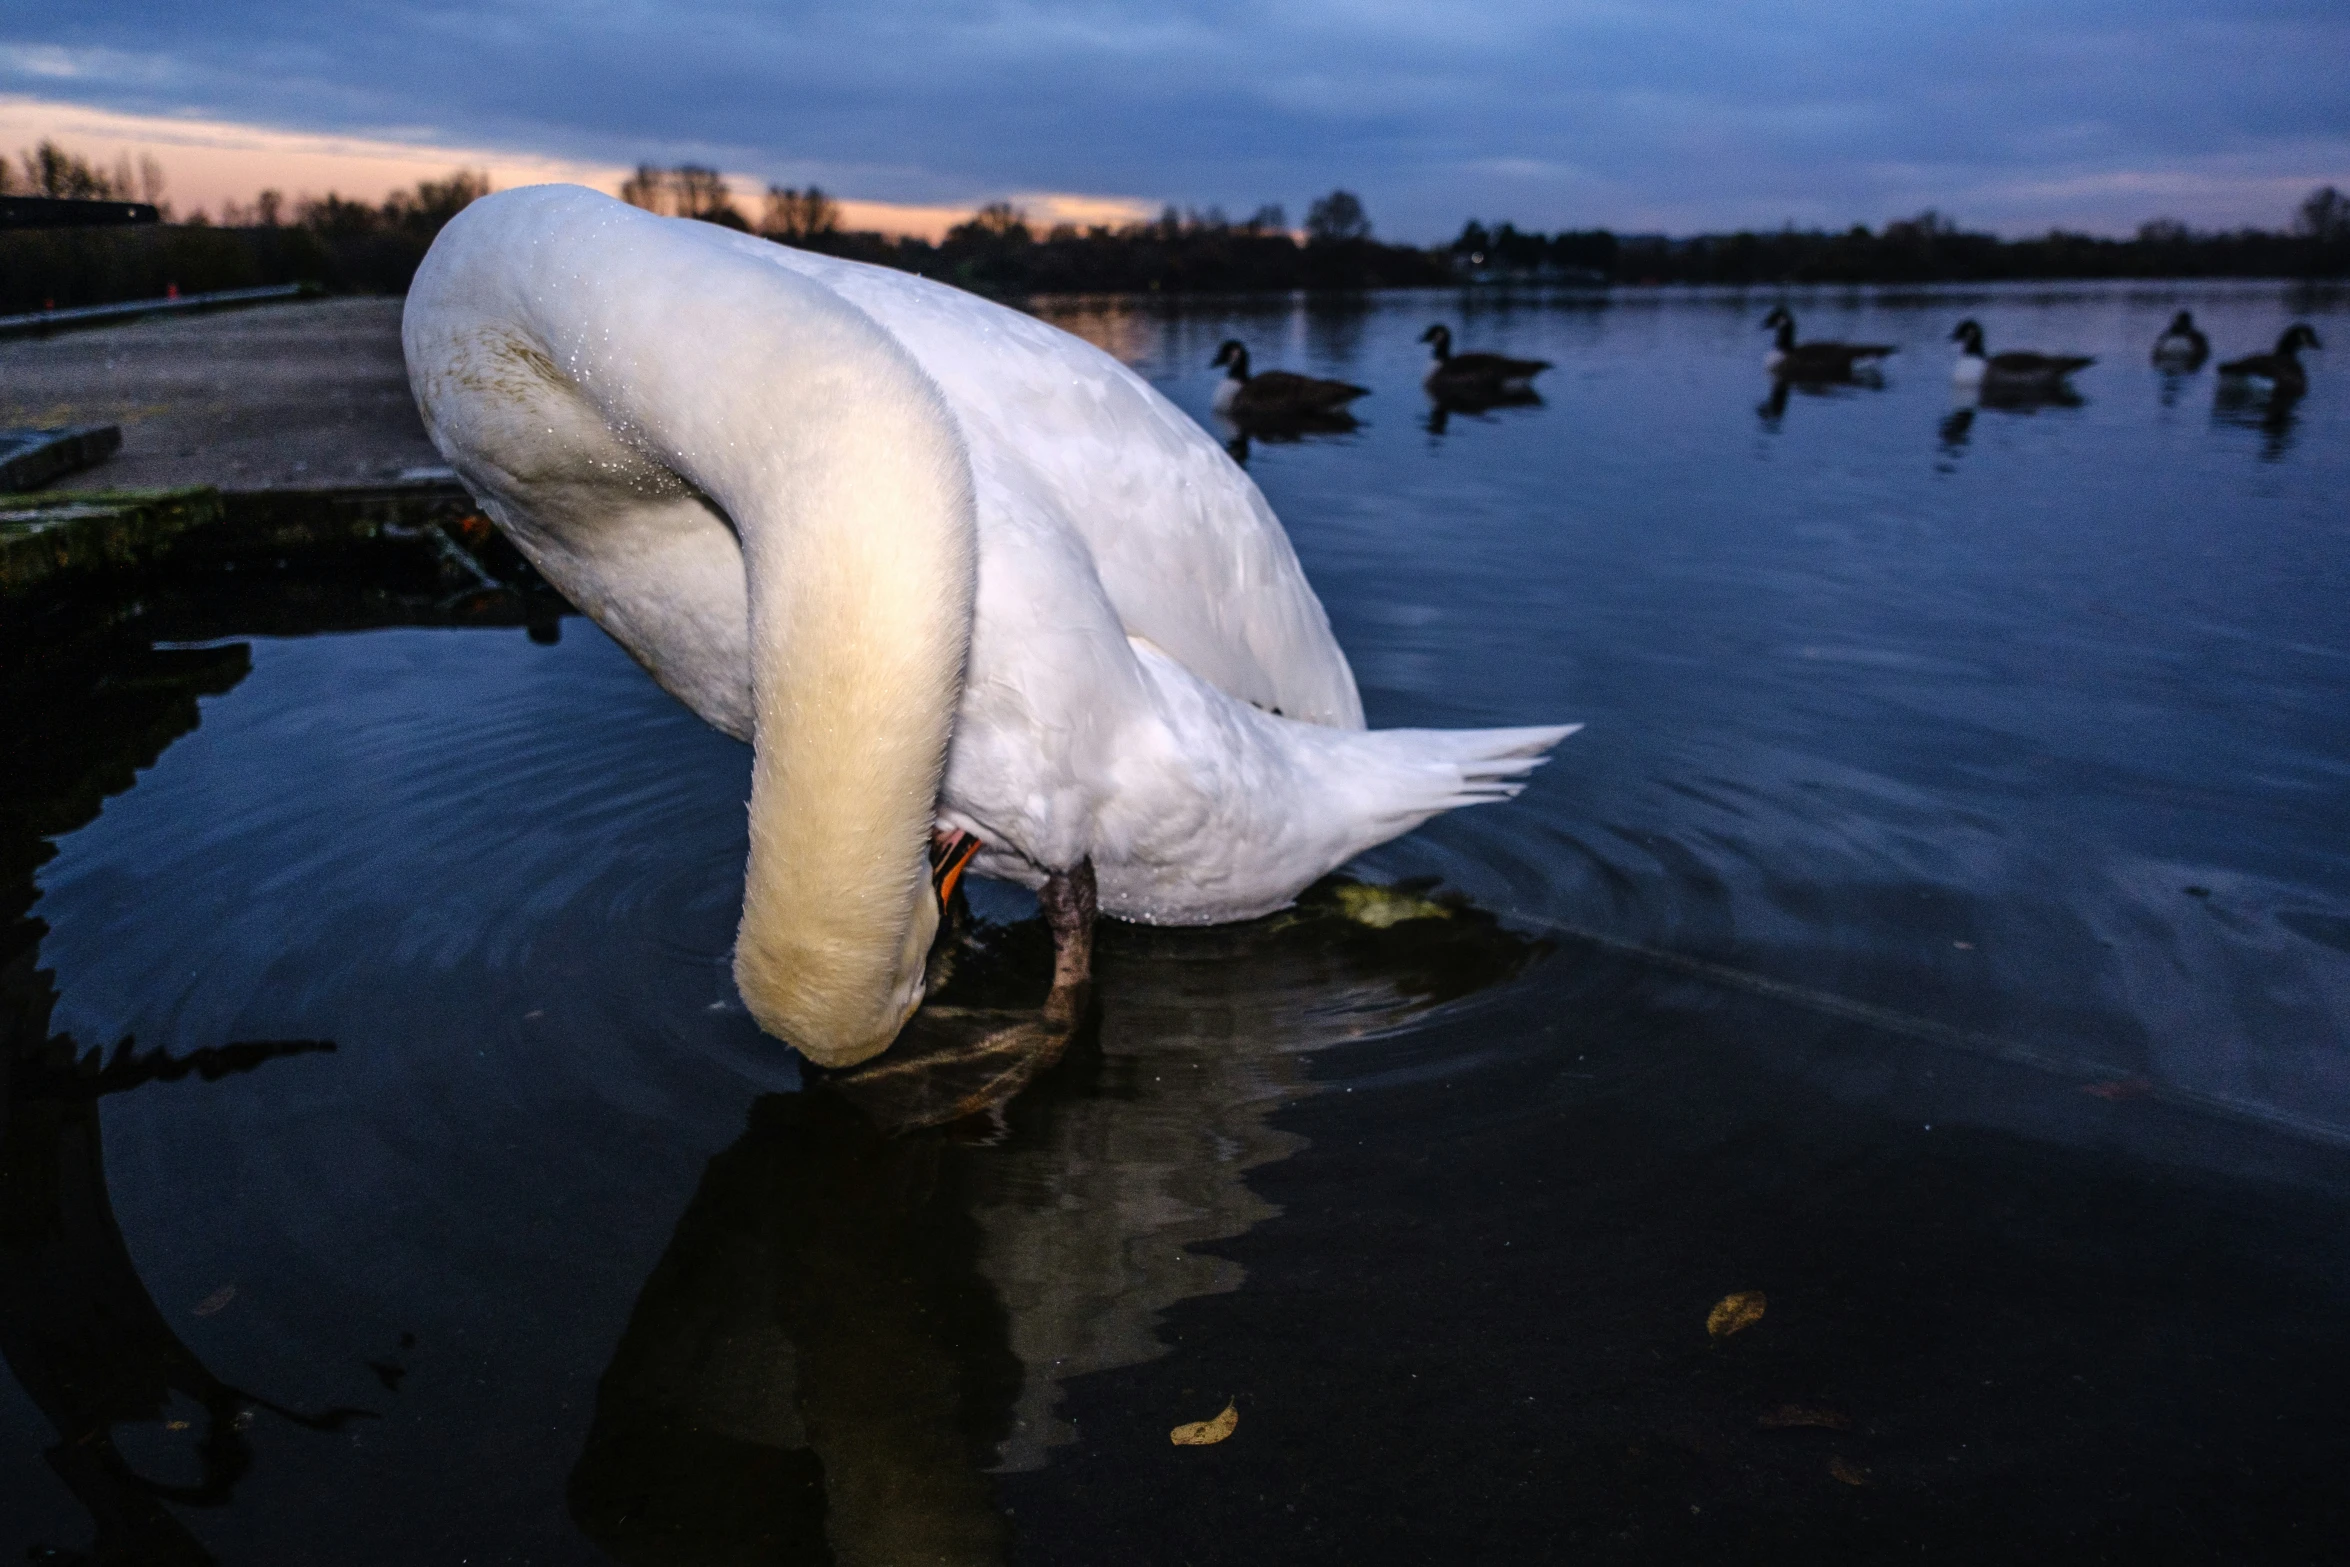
[
  {"left": 1758, "top": 1403, "right": 1850, "bottom": 1431},
  {"left": 1332, "top": 883, "right": 1454, "bottom": 930},
  {"left": 1170, "top": 1401, "right": 1239, "bottom": 1446},
  {"left": 1707, "top": 1290, "right": 1766, "bottom": 1339}
]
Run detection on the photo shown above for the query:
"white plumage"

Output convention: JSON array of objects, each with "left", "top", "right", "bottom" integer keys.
[{"left": 403, "top": 186, "right": 1573, "bottom": 1063}]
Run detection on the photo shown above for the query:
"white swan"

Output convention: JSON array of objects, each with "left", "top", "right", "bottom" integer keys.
[{"left": 403, "top": 186, "right": 1574, "bottom": 1068}]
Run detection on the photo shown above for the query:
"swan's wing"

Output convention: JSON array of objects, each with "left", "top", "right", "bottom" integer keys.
[{"left": 727, "top": 237, "right": 1366, "bottom": 730}]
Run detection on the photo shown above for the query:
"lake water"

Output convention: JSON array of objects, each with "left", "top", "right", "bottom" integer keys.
[{"left": 4, "top": 280, "right": 2347, "bottom": 1562}]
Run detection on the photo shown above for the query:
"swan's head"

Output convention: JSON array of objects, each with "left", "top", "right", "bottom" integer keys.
[
  {"left": 1950, "top": 319, "right": 1986, "bottom": 355},
  {"left": 758, "top": 831, "right": 976, "bottom": 1062}
]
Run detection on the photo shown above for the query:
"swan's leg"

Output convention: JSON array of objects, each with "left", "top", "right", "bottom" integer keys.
[{"left": 1038, "top": 859, "right": 1096, "bottom": 1026}]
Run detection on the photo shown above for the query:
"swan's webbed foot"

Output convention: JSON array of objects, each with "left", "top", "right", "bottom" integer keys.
[
  {"left": 1038, "top": 858, "right": 1096, "bottom": 1028},
  {"left": 821, "top": 855, "right": 1097, "bottom": 1133}
]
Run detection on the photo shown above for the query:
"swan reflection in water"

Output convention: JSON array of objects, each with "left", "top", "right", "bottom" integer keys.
[{"left": 568, "top": 880, "right": 1543, "bottom": 1564}]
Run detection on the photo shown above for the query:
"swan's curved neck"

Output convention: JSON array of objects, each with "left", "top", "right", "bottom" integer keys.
[
  {"left": 412, "top": 191, "right": 975, "bottom": 1066},
  {"left": 729, "top": 354, "right": 974, "bottom": 1066}
]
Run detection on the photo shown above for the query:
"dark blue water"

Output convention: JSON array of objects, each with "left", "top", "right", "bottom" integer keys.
[{"left": 3, "top": 281, "right": 2346, "bottom": 1562}]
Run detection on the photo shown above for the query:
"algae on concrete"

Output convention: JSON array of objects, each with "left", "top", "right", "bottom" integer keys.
[{"left": 0, "top": 488, "right": 221, "bottom": 595}]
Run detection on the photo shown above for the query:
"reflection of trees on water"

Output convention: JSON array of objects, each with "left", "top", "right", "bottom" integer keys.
[
  {"left": 571, "top": 885, "right": 1542, "bottom": 1563},
  {"left": 0, "top": 540, "right": 565, "bottom": 1561},
  {"left": 0, "top": 638, "right": 364, "bottom": 1565}
]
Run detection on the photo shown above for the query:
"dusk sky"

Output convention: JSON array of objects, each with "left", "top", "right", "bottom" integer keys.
[{"left": 6, "top": 0, "right": 2346, "bottom": 239}]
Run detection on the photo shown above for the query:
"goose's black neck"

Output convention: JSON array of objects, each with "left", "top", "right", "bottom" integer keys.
[
  {"left": 1224, "top": 345, "right": 1250, "bottom": 382},
  {"left": 1772, "top": 316, "right": 1797, "bottom": 352},
  {"left": 1427, "top": 327, "right": 1452, "bottom": 362}
]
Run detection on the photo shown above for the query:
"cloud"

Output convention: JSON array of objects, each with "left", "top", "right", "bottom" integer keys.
[{"left": 4, "top": 0, "right": 2346, "bottom": 237}]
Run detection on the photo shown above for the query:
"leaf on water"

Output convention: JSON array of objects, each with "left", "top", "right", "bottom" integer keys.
[
  {"left": 1707, "top": 1291, "right": 1766, "bottom": 1339},
  {"left": 1333, "top": 884, "right": 1454, "bottom": 930},
  {"left": 1828, "top": 1456, "right": 1871, "bottom": 1487},
  {"left": 1170, "top": 1401, "right": 1239, "bottom": 1446},
  {"left": 193, "top": 1285, "right": 236, "bottom": 1317},
  {"left": 1759, "top": 1403, "right": 1850, "bottom": 1430}
]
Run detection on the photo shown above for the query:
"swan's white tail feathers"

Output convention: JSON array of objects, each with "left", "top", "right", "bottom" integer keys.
[{"left": 1337, "top": 722, "right": 1581, "bottom": 830}]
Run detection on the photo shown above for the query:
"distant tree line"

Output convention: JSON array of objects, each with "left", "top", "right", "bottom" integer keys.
[
  {"left": 1453, "top": 195, "right": 2350, "bottom": 285},
  {"left": 0, "top": 141, "right": 491, "bottom": 313},
  {"left": 612, "top": 166, "right": 1449, "bottom": 292},
  {"left": 4, "top": 137, "right": 2344, "bottom": 318}
]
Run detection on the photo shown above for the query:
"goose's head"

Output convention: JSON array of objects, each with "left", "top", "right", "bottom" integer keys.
[
  {"left": 2166, "top": 310, "right": 2197, "bottom": 334},
  {"left": 1950, "top": 319, "right": 1987, "bottom": 355},
  {"left": 1419, "top": 324, "right": 1453, "bottom": 360},
  {"left": 2279, "top": 323, "right": 2323, "bottom": 355},
  {"left": 1760, "top": 306, "right": 1793, "bottom": 332},
  {"left": 1211, "top": 339, "right": 1250, "bottom": 378}
]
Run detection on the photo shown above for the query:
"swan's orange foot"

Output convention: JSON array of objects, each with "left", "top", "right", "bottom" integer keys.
[{"left": 929, "top": 828, "right": 982, "bottom": 905}]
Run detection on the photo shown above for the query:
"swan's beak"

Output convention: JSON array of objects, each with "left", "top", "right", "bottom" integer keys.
[{"left": 930, "top": 828, "right": 983, "bottom": 908}]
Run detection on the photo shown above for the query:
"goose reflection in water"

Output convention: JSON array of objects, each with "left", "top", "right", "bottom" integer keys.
[
  {"left": 568, "top": 881, "right": 1542, "bottom": 1564},
  {"left": 1753, "top": 374, "right": 1884, "bottom": 431},
  {"left": 1216, "top": 406, "right": 1363, "bottom": 470},
  {"left": 2211, "top": 378, "right": 2302, "bottom": 461},
  {"left": 1422, "top": 389, "right": 1544, "bottom": 439}
]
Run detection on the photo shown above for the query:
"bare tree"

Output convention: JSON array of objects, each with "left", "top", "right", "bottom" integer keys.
[
  {"left": 973, "top": 201, "right": 1030, "bottom": 238},
  {"left": 763, "top": 184, "right": 841, "bottom": 241},
  {"left": 1305, "top": 189, "right": 1370, "bottom": 243},
  {"left": 619, "top": 163, "right": 747, "bottom": 228},
  {"left": 382, "top": 171, "right": 490, "bottom": 234},
  {"left": 21, "top": 140, "right": 120, "bottom": 199},
  {"left": 671, "top": 165, "right": 734, "bottom": 221},
  {"left": 2298, "top": 186, "right": 2348, "bottom": 243},
  {"left": 620, "top": 164, "right": 668, "bottom": 214}
]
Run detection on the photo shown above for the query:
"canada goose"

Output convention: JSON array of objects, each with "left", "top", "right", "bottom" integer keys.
[
  {"left": 1759, "top": 307, "right": 1896, "bottom": 380},
  {"left": 1418, "top": 324, "right": 1549, "bottom": 401},
  {"left": 1950, "top": 320, "right": 2093, "bottom": 392},
  {"left": 1209, "top": 340, "right": 1368, "bottom": 421},
  {"left": 405, "top": 186, "right": 1575, "bottom": 1070},
  {"left": 2218, "top": 324, "right": 2321, "bottom": 396},
  {"left": 2151, "top": 310, "right": 2210, "bottom": 369}
]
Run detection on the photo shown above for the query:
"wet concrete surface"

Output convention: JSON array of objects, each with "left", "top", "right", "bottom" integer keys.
[{"left": 0, "top": 296, "right": 442, "bottom": 492}]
